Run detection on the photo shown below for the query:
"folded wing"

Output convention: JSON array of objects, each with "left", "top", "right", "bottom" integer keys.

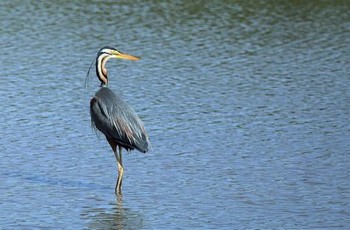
[{"left": 90, "top": 87, "right": 149, "bottom": 153}]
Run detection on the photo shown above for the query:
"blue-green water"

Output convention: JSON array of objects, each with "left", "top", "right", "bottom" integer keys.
[{"left": 1, "top": 1, "right": 349, "bottom": 229}]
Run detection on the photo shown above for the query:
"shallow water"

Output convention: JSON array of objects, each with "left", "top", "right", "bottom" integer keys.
[{"left": 0, "top": 1, "right": 349, "bottom": 229}]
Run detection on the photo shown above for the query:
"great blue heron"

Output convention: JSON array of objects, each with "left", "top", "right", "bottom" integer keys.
[{"left": 89, "top": 46, "right": 150, "bottom": 195}]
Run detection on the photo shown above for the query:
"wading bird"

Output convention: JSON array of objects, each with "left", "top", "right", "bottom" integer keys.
[{"left": 89, "top": 46, "right": 150, "bottom": 195}]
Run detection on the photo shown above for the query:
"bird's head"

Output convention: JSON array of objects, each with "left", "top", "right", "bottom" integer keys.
[
  {"left": 98, "top": 46, "right": 140, "bottom": 61},
  {"left": 96, "top": 46, "right": 140, "bottom": 86}
]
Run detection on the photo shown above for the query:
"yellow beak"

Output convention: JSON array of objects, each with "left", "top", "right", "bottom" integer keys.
[{"left": 112, "top": 51, "right": 140, "bottom": 61}]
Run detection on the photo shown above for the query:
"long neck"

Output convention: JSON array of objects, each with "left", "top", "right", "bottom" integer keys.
[{"left": 96, "top": 53, "right": 113, "bottom": 86}]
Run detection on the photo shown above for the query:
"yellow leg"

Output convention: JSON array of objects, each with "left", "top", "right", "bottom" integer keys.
[{"left": 114, "top": 145, "right": 124, "bottom": 195}]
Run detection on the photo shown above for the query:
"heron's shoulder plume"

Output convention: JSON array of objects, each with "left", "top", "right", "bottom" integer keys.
[{"left": 85, "top": 57, "right": 96, "bottom": 89}]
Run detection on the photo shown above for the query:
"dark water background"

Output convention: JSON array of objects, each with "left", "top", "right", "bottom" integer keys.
[{"left": 0, "top": 1, "right": 349, "bottom": 229}]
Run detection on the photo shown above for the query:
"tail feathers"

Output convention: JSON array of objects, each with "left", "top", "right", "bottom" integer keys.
[
  {"left": 110, "top": 134, "right": 149, "bottom": 153},
  {"left": 134, "top": 135, "right": 150, "bottom": 153}
]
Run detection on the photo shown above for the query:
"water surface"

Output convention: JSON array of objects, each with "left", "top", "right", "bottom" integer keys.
[{"left": 0, "top": 1, "right": 349, "bottom": 229}]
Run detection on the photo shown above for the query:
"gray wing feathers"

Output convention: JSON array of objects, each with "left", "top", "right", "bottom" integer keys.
[{"left": 90, "top": 87, "right": 149, "bottom": 153}]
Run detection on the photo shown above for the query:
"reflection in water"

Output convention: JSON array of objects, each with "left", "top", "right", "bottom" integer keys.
[{"left": 83, "top": 195, "right": 143, "bottom": 230}]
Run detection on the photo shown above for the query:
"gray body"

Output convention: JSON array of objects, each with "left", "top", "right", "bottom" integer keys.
[{"left": 90, "top": 87, "right": 149, "bottom": 153}]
